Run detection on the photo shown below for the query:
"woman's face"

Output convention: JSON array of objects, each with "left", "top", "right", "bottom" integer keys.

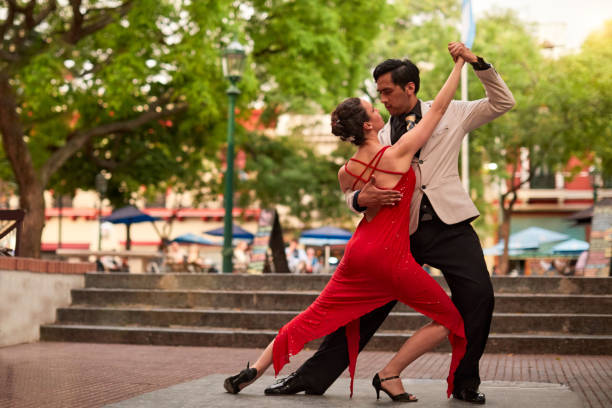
[{"left": 361, "top": 100, "right": 384, "bottom": 133}]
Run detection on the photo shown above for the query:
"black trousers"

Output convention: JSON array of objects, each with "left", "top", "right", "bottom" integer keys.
[{"left": 295, "top": 214, "right": 494, "bottom": 394}]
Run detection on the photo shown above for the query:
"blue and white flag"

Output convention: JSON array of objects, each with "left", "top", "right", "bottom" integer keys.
[{"left": 461, "top": 0, "right": 476, "bottom": 48}]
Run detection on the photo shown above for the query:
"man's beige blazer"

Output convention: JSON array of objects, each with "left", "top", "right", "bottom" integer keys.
[{"left": 348, "top": 67, "right": 515, "bottom": 235}]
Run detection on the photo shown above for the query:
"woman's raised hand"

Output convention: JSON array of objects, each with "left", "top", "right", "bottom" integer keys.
[{"left": 448, "top": 41, "right": 475, "bottom": 64}]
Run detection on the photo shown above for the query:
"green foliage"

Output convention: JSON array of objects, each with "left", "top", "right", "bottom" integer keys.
[
  {"left": 363, "top": 0, "right": 461, "bottom": 102},
  {"left": 545, "top": 19, "right": 612, "bottom": 176},
  {"left": 1, "top": 0, "right": 390, "bottom": 211},
  {"left": 472, "top": 13, "right": 612, "bottom": 190},
  {"left": 237, "top": 131, "right": 347, "bottom": 224},
  {"left": 465, "top": 11, "right": 546, "bottom": 230},
  {"left": 2, "top": 1, "right": 609, "bottom": 233}
]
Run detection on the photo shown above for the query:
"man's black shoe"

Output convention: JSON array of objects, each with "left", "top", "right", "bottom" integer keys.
[
  {"left": 264, "top": 372, "right": 323, "bottom": 396},
  {"left": 453, "top": 388, "right": 486, "bottom": 404}
]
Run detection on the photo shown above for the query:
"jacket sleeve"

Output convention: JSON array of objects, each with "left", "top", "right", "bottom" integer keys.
[
  {"left": 345, "top": 190, "right": 365, "bottom": 214},
  {"left": 453, "top": 66, "right": 516, "bottom": 134}
]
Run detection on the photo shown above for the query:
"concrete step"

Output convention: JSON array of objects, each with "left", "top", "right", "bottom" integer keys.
[
  {"left": 70, "top": 288, "right": 612, "bottom": 314},
  {"left": 56, "top": 307, "right": 612, "bottom": 335},
  {"left": 40, "top": 323, "right": 612, "bottom": 355},
  {"left": 83, "top": 273, "right": 612, "bottom": 295}
]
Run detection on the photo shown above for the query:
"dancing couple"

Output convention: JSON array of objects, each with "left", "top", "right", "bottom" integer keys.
[{"left": 224, "top": 41, "right": 515, "bottom": 403}]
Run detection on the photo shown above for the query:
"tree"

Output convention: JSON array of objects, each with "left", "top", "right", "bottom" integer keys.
[
  {"left": 237, "top": 130, "right": 350, "bottom": 227},
  {"left": 545, "top": 19, "right": 612, "bottom": 177},
  {"left": 235, "top": 0, "right": 460, "bottom": 229},
  {"left": 0, "top": 0, "right": 389, "bottom": 257},
  {"left": 470, "top": 13, "right": 612, "bottom": 273},
  {"left": 361, "top": 0, "right": 461, "bottom": 103}
]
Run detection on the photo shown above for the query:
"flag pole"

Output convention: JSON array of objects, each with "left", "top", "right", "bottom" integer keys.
[
  {"left": 461, "top": 64, "right": 469, "bottom": 192},
  {"left": 460, "top": 0, "right": 474, "bottom": 193}
]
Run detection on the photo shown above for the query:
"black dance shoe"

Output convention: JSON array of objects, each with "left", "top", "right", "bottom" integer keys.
[
  {"left": 264, "top": 372, "right": 323, "bottom": 395},
  {"left": 372, "top": 373, "right": 417, "bottom": 402},
  {"left": 223, "top": 362, "right": 258, "bottom": 394},
  {"left": 453, "top": 388, "right": 486, "bottom": 404}
]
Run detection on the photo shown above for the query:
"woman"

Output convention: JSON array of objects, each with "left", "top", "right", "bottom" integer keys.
[
  {"left": 233, "top": 241, "right": 250, "bottom": 273},
  {"left": 224, "top": 49, "right": 466, "bottom": 403}
]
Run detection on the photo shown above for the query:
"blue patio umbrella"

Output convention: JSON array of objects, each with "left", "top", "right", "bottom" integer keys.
[
  {"left": 171, "top": 233, "right": 221, "bottom": 246},
  {"left": 101, "top": 206, "right": 161, "bottom": 250},
  {"left": 510, "top": 227, "right": 569, "bottom": 245},
  {"left": 300, "top": 226, "right": 353, "bottom": 272},
  {"left": 101, "top": 205, "right": 160, "bottom": 224},
  {"left": 552, "top": 239, "right": 589, "bottom": 254},
  {"left": 482, "top": 244, "right": 531, "bottom": 256},
  {"left": 299, "top": 226, "right": 352, "bottom": 246},
  {"left": 483, "top": 227, "right": 570, "bottom": 256},
  {"left": 204, "top": 225, "right": 254, "bottom": 241}
]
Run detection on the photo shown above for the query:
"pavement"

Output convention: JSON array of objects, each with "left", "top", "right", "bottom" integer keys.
[
  {"left": 0, "top": 342, "right": 610, "bottom": 408},
  {"left": 106, "top": 375, "right": 582, "bottom": 408}
]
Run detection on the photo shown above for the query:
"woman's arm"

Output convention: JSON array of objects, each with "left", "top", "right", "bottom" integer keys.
[{"left": 391, "top": 54, "right": 465, "bottom": 159}]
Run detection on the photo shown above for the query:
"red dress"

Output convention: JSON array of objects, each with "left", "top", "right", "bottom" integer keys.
[{"left": 273, "top": 146, "right": 466, "bottom": 397}]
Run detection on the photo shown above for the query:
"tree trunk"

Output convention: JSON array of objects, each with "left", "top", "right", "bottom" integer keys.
[
  {"left": 0, "top": 72, "right": 45, "bottom": 258},
  {"left": 498, "top": 206, "right": 512, "bottom": 275},
  {"left": 18, "top": 182, "right": 45, "bottom": 258},
  {"left": 126, "top": 223, "right": 132, "bottom": 250}
]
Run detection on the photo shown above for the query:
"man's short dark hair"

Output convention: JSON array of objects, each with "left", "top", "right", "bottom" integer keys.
[{"left": 373, "top": 59, "right": 420, "bottom": 94}]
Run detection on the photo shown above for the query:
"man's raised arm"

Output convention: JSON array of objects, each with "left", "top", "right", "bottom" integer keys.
[{"left": 448, "top": 43, "right": 516, "bottom": 133}]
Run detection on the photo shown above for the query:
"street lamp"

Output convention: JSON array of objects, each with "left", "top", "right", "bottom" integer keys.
[
  {"left": 221, "top": 38, "right": 246, "bottom": 273},
  {"left": 95, "top": 172, "right": 108, "bottom": 251},
  {"left": 589, "top": 167, "right": 601, "bottom": 204}
]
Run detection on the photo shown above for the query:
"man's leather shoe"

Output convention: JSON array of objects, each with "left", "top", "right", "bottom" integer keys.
[
  {"left": 264, "top": 372, "right": 322, "bottom": 395},
  {"left": 453, "top": 388, "right": 486, "bottom": 404}
]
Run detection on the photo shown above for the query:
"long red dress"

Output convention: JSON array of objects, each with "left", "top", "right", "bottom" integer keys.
[{"left": 273, "top": 146, "right": 466, "bottom": 397}]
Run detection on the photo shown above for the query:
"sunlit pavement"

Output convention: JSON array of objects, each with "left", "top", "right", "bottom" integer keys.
[{"left": 0, "top": 342, "right": 609, "bottom": 407}]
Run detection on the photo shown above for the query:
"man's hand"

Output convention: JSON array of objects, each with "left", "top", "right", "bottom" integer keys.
[
  {"left": 357, "top": 176, "right": 402, "bottom": 208},
  {"left": 448, "top": 41, "right": 478, "bottom": 64}
]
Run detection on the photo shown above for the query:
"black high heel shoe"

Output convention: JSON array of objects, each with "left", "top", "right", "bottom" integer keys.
[
  {"left": 372, "top": 373, "right": 418, "bottom": 402},
  {"left": 224, "top": 362, "right": 258, "bottom": 394}
]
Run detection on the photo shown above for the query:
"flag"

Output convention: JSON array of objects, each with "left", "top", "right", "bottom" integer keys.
[{"left": 461, "top": 0, "right": 476, "bottom": 48}]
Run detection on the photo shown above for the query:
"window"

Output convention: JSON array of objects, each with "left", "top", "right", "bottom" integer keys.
[{"left": 530, "top": 166, "right": 556, "bottom": 189}]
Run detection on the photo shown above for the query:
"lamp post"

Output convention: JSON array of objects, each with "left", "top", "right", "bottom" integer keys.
[
  {"left": 589, "top": 167, "right": 601, "bottom": 204},
  {"left": 221, "top": 39, "right": 246, "bottom": 273},
  {"left": 95, "top": 173, "right": 108, "bottom": 251}
]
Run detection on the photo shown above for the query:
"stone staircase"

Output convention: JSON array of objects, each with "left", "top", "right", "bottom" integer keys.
[{"left": 40, "top": 274, "right": 612, "bottom": 354}]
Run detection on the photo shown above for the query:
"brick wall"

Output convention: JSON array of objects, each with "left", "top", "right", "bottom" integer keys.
[
  {"left": 0, "top": 257, "right": 94, "bottom": 274},
  {"left": 0, "top": 258, "right": 90, "bottom": 346}
]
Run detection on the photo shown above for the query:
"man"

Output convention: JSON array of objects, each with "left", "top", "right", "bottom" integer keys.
[
  {"left": 265, "top": 43, "right": 515, "bottom": 404},
  {"left": 286, "top": 239, "right": 308, "bottom": 273}
]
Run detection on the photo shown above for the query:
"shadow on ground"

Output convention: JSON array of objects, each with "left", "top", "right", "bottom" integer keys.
[{"left": 105, "top": 375, "right": 583, "bottom": 408}]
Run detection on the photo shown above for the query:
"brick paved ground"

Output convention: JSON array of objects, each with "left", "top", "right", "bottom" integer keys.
[{"left": 0, "top": 342, "right": 610, "bottom": 408}]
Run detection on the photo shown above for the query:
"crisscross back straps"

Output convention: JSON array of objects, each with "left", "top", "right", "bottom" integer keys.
[
  {"left": 344, "top": 146, "right": 404, "bottom": 190},
  {"left": 344, "top": 147, "right": 386, "bottom": 190}
]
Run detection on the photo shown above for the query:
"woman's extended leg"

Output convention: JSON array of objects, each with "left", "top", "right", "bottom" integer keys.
[
  {"left": 224, "top": 340, "right": 274, "bottom": 393},
  {"left": 252, "top": 341, "right": 274, "bottom": 379},
  {"left": 387, "top": 258, "right": 467, "bottom": 398},
  {"left": 377, "top": 322, "right": 449, "bottom": 398}
]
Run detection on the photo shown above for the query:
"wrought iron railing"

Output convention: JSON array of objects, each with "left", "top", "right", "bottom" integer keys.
[{"left": 0, "top": 210, "right": 25, "bottom": 256}]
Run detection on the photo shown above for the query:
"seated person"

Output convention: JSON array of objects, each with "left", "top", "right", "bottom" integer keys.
[{"left": 286, "top": 239, "right": 307, "bottom": 273}]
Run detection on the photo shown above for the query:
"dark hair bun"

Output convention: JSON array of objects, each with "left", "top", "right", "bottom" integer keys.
[{"left": 330, "top": 98, "right": 368, "bottom": 146}]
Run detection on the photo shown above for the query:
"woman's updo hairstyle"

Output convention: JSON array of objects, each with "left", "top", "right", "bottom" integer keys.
[{"left": 331, "top": 97, "right": 368, "bottom": 146}]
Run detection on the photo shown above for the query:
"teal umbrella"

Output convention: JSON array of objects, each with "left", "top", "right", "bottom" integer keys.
[
  {"left": 483, "top": 227, "right": 570, "bottom": 256},
  {"left": 171, "top": 233, "right": 221, "bottom": 246},
  {"left": 552, "top": 239, "right": 589, "bottom": 254}
]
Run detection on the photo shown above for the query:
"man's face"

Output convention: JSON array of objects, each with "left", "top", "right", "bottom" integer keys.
[{"left": 376, "top": 72, "right": 415, "bottom": 116}]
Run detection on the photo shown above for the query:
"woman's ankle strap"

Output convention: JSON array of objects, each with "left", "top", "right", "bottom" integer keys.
[{"left": 380, "top": 375, "right": 400, "bottom": 382}]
